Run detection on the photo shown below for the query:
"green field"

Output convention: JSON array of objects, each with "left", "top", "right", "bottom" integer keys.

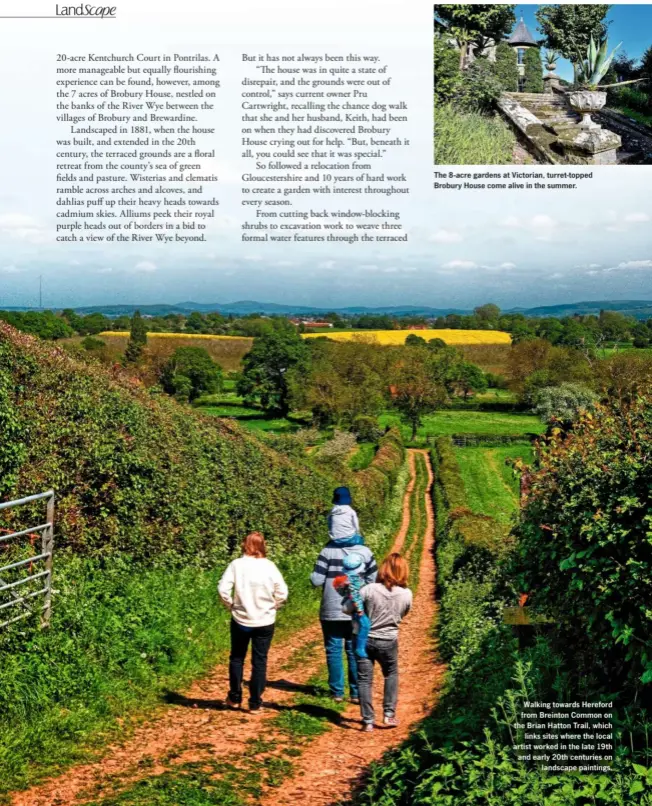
[
  {"left": 348, "top": 442, "right": 376, "bottom": 470},
  {"left": 198, "top": 407, "right": 309, "bottom": 433},
  {"left": 454, "top": 443, "right": 533, "bottom": 525},
  {"left": 597, "top": 345, "right": 652, "bottom": 359},
  {"left": 197, "top": 400, "right": 545, "bottom": 442},
  {"left": 379, "top": 410, "right": 544, "bottom": 443}
]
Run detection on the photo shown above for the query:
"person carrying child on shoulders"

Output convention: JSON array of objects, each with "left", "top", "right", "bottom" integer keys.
[{"left": 311, "top": 486, "right": 377, "bottom": 703}]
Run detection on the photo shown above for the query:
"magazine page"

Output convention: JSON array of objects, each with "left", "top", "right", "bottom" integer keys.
[{"left": 0, "top": 0, "right": 650, "bottom": 804}]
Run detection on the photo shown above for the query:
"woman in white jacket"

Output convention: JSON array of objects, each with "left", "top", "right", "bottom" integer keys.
[{"left": 218, "top": 532, "right": 288, "bottom": 711}]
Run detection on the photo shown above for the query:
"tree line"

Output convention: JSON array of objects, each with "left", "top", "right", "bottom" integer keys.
[{"left": 3, "top": 302, "right": 652, "bottom": 347}]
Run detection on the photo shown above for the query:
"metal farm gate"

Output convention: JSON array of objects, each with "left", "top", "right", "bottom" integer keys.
[{"left": 0, "top": 491, "right": 54, "bottom": 630}]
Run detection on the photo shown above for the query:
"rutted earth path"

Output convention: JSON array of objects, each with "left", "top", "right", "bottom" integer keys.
[{"left": 12, "top": 450, "right": 444, "bottom": 806}]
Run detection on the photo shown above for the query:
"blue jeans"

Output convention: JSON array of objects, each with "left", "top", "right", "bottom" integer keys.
[
  {"left": 354, "top": 613, "right": 372, "bottom": 659},
  {"left": 321, "top": 620, "right": 359, "bottom": 698}
]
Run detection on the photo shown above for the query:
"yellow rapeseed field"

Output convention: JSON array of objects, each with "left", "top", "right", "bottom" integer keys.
[{"left": 302, "top": 329, "right": 511, "bottom": 345}]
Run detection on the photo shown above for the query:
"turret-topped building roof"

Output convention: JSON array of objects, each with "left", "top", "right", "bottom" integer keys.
[{"left": 508, "top": 18, "right": 538, "bottom": 47}]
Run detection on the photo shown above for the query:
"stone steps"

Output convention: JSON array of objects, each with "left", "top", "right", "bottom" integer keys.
[{"left": 505, "top": 92, "right": 580, "bottom": 125}]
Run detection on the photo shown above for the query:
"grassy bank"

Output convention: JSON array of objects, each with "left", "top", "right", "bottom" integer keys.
[
  {"left": 0, "top": 555, "right": 318, "bottom": 797},
  {"left": 434, "top": 102, "right": 516, "bottom": 165}
]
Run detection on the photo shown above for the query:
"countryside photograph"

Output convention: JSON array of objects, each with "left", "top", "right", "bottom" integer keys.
[
  {"left": 434, "top": 4, "right": 652, "bottom": 164},
  {"left": 1, "top": 289, "right": 652, "bottom": 805}
]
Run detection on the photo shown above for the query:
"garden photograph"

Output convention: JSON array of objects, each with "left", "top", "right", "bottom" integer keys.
[{"left": 434, "top": 4, "right": 652, "bottom": 165}]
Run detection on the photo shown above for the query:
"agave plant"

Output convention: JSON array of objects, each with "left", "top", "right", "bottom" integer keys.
[
  {"left": 544, "top": 50, "right": 559, "bottom": 73},
  {"left": 572, "top": 35, "right": 642, "bottom": 90}
]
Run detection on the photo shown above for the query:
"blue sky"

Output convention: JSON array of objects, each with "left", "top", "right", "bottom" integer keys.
[{"left": 515, "top": 4, "right": 652, "bottom": 82}]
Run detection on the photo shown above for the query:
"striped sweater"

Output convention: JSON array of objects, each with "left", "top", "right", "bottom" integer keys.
[{"left": 310, "top": 539, "right": 378, "bottom": 621}]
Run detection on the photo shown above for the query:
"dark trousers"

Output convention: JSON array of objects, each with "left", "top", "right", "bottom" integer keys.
[
  {"left": 357, "top": 638, "right": 399, "bottom": 724},
  {"left": 228, "top": 618, "right": 275, "bottom": 707}
]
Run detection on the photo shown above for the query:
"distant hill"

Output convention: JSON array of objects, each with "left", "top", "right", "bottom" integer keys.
[
  {"left": 506, "top": 300, "right": 652, "bottom": 318},
  {"left": 63, "top": 301, "right": 470, "bottom": 317},
  {"left": 6, "top": 299, "right": 652, "bottom": 319}
]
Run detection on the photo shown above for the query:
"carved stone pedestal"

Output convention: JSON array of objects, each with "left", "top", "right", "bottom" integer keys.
[
  {"left": 543, "top": 74, "right": 562, "bottom": 94},
  {"left": 554, "top": 124, "right": 622, "bottom": 164}
]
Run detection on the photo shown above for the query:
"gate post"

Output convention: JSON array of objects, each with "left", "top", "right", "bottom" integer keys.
[{"left": 41, "top": 492, "right": 55, "bottom": 628}]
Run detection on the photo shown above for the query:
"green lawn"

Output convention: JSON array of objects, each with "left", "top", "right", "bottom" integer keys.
[
  {"left": 378, "top": 410, "right": 544, "bottom": 443},
  {"left": 612, "top": 105, "right": 652, "bottom": 129},
  {"left": 199, "top": 407, "right": 310, "bottom": 433},
  {"left": 348, "top": 442, "right": 376, "bottom": 471},
  {"left": 454, "top": 443, "right": 533, "bottom": 524}
]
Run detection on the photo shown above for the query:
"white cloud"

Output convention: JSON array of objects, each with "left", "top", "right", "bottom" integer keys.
[
  {"left": 1, "top": 264, "right": 21, "bottom": 273},
  {"left": 97, "top": 267, "right": 113, "bottom": 274},
  {"left": 530, "top": 214, "right": 557, "bottom": 229},
  {"left": 624, "top": 212, "right": 650, "bottom": 223},
  {"left": 429, "top": 229, "right": 463, "bottom": 244},
  {"left": 595, "top": 260, "right": 652, "bottom": 273},
  {"left": 0, "top": 212, "right": 46, "bottom": 242},
  {"left": 134, "top": 261, "right": 157, "bottom": 273},
  {"left": 441, "top": 259, "right": 478, "bottom": 270},
  {"left": 318, "top": 260, "right": 336, "bottom": 269},
  {"left": 500, "top": 215, "right": 521, "bottom": 228},
  {"left": 615, "top": 260, "right": 652, "bottom": 270}
]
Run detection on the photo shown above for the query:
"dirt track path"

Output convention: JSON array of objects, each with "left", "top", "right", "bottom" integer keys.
[
  {"left": 11, "top": 450, "right": 443, "bottom": 806},
  {"left": 261, "top": 449, "right": 443, "bottom": 806}
]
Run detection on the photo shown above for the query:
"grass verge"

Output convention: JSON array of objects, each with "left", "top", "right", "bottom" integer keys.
[
  {"left": 0, "top": 556, "right": 319, "bottom": 799},
  {"left": 434, "top": 102, "right": 517, "bottom": 165},
  {"left": 453, "top": 443, "right": 531, "bottom": 525}
]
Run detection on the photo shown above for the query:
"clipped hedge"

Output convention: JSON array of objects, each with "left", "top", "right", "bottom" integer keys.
[
  {"left": 0, "top": 324, "right": 333, "bottom": 563},
  {"left": 352, "top": 427, "right": 405, "bottom": 525}
]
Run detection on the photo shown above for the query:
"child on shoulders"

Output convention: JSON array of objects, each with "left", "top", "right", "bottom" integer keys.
[{"left": 328, "top": 486, "right": 364, "bottom": 547}]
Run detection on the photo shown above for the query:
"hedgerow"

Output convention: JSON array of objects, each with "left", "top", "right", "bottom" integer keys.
[
  {"left": 352, "top": 428, "right": 405, "bottom": 524},
  {"left": 513, "top": 399, "right": 652, "bottom": 698},
  {"left": 0, "top": 323, "right": 333, "bottom": 562},
  {"left": 355, "top": 436, "right": 650, "bottom": 806}
]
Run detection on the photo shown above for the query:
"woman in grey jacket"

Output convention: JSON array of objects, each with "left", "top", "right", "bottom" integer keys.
[{"left": 354, "top": 552, "right": 412, "bottom": 731}]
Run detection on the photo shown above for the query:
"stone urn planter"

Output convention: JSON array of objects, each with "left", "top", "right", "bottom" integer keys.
[{"left": 567, "top": 90, "right": 607, "bottom": 129}]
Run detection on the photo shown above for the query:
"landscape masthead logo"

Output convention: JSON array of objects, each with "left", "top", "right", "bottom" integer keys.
[{"left": 55, "top": 4, "right": 117, "bottom": 17}]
